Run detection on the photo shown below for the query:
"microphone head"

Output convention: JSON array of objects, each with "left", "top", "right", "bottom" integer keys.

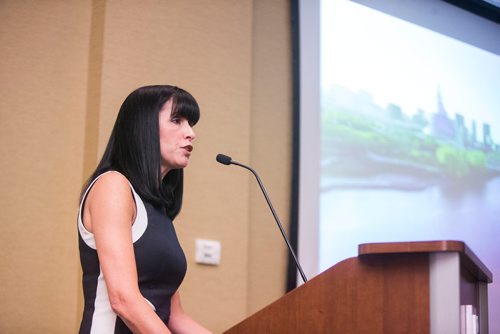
[{"left": 216, "top": 154, "right": 232, "bottom": 165}]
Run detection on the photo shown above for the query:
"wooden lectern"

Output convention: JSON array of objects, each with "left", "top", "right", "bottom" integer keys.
[{"left": 224, "top": 240, "right": 492, "bottom": 334}]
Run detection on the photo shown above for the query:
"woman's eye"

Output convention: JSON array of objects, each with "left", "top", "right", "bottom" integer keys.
[{"left": 171, "top": 117, "right": 181, "bottom": 124}]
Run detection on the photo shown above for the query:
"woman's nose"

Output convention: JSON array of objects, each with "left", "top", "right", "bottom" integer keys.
[{"left": 185, "top": 123, "right": 196, "bottom": 140}]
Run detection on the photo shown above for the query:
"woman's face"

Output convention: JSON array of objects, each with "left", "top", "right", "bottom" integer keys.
[{"left": 158, "top": 99, "right": 196, "bottom": 177}]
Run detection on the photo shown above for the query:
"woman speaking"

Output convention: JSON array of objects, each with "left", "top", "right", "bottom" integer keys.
[{"left": 77, "top": 85, "right": 212, "bottom": 333}]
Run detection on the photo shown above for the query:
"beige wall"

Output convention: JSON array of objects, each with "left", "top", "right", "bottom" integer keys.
[{"left": 0, "top": 0, "right": 292, "bottom": 333}]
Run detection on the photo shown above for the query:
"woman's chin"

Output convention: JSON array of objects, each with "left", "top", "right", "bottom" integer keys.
[
  {"left": 161, "top": 163, "right": 189, "bottom": 176},
  {"left": 176, "top": 159, "right": 190, "bottom": 169}
]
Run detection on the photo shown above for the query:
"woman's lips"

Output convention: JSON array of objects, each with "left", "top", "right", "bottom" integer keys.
[{"left": 182, "top": 145, "right": 193, "bottom": 153}]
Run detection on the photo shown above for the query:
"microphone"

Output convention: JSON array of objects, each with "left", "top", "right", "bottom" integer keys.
[
  {"left": 216, "top": 153, "right": 308, "bottom": 283},
  {"left": 215, "top": 154, "right": 232, "bottom": 165}
]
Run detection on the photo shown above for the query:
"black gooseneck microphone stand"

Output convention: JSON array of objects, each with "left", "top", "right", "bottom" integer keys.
[{"left": 216, "top": 153, "right": 308, "bottom": 283}]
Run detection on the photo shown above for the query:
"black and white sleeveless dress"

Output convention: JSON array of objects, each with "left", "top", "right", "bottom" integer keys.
[{"left": 77, "top": 171, "right": 187, "bottom": 333}]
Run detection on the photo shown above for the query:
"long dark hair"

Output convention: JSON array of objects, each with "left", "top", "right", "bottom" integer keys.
[{"left": 81, "top": 85, "right": 200, "bottom": 219}]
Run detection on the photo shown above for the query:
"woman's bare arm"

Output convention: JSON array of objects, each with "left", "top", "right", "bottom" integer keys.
[{"left": 84, "top": 172, "right": 171, "bottom": 334}]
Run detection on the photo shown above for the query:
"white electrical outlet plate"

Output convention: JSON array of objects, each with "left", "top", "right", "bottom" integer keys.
[{"left": 195, "top": 238, "right": 221, "bottom": 265}]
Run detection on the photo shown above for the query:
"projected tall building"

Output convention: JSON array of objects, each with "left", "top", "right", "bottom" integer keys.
[{"left": 431, "top": 87, "right": 455, "bottom": 140}]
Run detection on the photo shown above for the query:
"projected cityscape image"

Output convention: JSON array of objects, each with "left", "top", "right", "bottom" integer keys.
[
  {"left": 321, "top": 85, "right": 500, "bottom": 191},
  {"left": 319, "top": 0, "right": 500, "bottom": 329}
]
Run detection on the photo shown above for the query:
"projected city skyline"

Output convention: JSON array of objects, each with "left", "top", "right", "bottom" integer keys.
[{"left": 321, "top": 84, "right": 500, "bottom": 192}]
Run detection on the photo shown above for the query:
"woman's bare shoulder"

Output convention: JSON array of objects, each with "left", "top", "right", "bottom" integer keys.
[
  {"left": 91, "top": 170, "right": 131, "bottom": 191},
  {"left": 86, "top": 171, "right": 135, "bottom": 212}
]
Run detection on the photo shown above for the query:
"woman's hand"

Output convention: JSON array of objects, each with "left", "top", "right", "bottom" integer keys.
[{"left": 168, "top": 291, "right": 213, "bottom": 334}]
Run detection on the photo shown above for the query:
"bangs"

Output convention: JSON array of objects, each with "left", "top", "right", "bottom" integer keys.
[{"left": 171, "top": 89, "right": 200, "bottom": 126}]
